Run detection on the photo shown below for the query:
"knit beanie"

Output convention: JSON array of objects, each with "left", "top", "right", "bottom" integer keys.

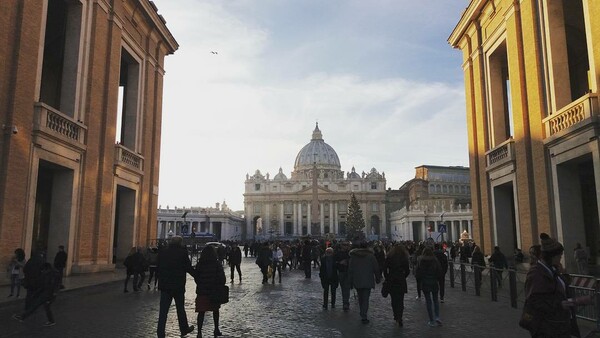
[{"left": 540, "top": 233, "right": 563, "bottom": 253}]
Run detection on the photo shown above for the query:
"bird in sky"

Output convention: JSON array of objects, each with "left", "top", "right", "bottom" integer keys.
[{"left": 210, "top": 51, "right": 218, "bottom": 54}]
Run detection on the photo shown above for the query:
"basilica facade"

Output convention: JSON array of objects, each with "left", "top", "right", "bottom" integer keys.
[{"left": 243, "top": 124, "right": 387, "bottom": 240}]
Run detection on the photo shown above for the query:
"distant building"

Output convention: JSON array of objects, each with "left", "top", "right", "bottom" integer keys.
[
  {"left": 0, "top": 0, "right": 177, "bottom": 274},
  {"left": 389, "top": 165, "right": 472, "bottom": 242},
  {"left": 449, "top": 0, "right": 600, "bottom": 269},
  {"left": 243, "top": 124, "right": 387, "bottom": 241},
  {"left": 157, "top": 202, "right": 244, "bottom": 241}
]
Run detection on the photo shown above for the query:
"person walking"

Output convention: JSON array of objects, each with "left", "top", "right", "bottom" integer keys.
[
  {"left": 573, "top": 243, "right": 588, "bottom": 275},
  {"left": 7, "top": 248, "right": 26, "bottom": 298},
  {"left": 416, "top": 247, "right": 442, "bottom": 327},
  {"left": 194, "top": 245, "right": 226, "bottom": 338},
  {"left": 383, "top": 244, "right": 410, "bottom": 326},
  {"left": 53, "top": 245, "right": 67, "bottom": 290},
  {"left": 348, "top": 242, "right": 381, "bottom": 324},
  {"left": 255, "top": 242, "right": 271, "bottom": 284},
  {"left": 488, "top": 246, "right": 508, "bottom": 288},
  {"left": 123, "top": 247, "right": 137, "bottom": 293},
  {"left": 146, "top": 247, "right": 159, "bottom": 290},
  {"left": 156, "top": 236, "right": 195, "bottom": 338},
  {"left": 319, "top": 247, "right": 339, "bottom": 309},
  {"left": 271, "top": 244, "right": 283, "bottom": 284},
  {"left": 335, "top": 241, "right": 352, "bottom": 312},
  {"left": 229, "top": 244, "right": 242, "bottom": 283},
  {"left": 12, "top": 262, "right": 60, "bottom": 327},
  {"left": 522, "top": 233, "right": 592, "bottom": 337},
  {"left": 22, "top": 247, "right": 45, "bottom": 312},
  {"left": 471, "top": 245, "right": 486, "bottom": 290},
  {"left": 433, "top": 244, "right": 448, "bottom": 303},
  {"left": 302, "top": 240, "right": 313, "bottom": 279}
]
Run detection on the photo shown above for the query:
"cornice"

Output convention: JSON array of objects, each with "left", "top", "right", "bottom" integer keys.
[
  {"left": 448, "top": 0, "right": 486, "bottom": 48},
  {"left": 137, "top": 0, "right": 178, "bottom": 54}
]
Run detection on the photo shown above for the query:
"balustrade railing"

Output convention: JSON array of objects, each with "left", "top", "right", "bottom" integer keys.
[
  {"left": 33, "top": 103, "right": 86, "bottom": 146},
  {"left": 543, "top": 93, "right": 600, "bottom": 137},
  {"left": 485, "top": 138, "right": 515, "bottom": 169},
  {"left": 115, "top": 144, "right": 144, "bottom": 171}
]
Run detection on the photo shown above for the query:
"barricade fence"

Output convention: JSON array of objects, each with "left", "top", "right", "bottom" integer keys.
[{"left": 446, "top": 261, "right": 600, "bottom": 334}]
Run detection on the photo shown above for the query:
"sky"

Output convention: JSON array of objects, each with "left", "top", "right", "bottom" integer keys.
[{"left": 155, "top": 0, "right": 471, "bottom": 212}]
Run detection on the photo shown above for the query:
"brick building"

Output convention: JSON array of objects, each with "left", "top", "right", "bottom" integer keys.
[
  {"left": 449, "top": 0, "right": 600, "bottom": 270},
  {"left": 0, "top": 0, "right": 177, "bottom": 277}
]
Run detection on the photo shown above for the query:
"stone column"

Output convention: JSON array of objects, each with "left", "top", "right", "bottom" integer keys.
[
  {"left": 334, "top": 202, "right": 338, "bottom": 235},
  {"left": 280, "top": 203, "right": 284, "bottom": 236},
  {"left": 320, "top": 202, "right": 325, "bottom": 234},
  {"left": 329, "top": 202, "right": 334, "bottom": 234},
  {"left": 209, "top": 221, "right": 213, "bottom": 235},
  {"left": 307, "top": 203, "right": 312, "bottom": 235},
  {"left": 298, "top": 203, "right": 303, "bottom": 235},
  {"left": 293, "top": 202, "right": 298, "bottom": 235},
  {"left": 265, "top": 204, "right": 270, "bottom": 235}
]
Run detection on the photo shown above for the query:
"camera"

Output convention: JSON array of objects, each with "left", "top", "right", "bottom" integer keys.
[{"left": 12, "top": 126, "right": 18, "bottom": 134}]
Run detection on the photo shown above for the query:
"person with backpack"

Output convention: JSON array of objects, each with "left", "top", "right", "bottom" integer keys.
[{"left": 12, "top": 263, "right": 60, "bottom": 327}]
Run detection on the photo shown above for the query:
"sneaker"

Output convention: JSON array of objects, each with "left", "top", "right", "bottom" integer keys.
[
  {"left": 12, "top": 314, "right": 23, "bottom": 322},
  {"left": 427, "top": 321, "right": 437, "bottom": 327},
  {"left": 124, "top": 289, "right": 129, "bottom": 293},
  {"left": 435, "top": 318, "right": 443, "bottom": 326},
  {"left": 43, "top": 321, "right": 56, "bottom": 327},
  {"left": 361, "top": 319, "right": 370, "bottom": 324},
  {"left": 180, "top": 325, "right": 194, "bottom": 337},
  {"left": 440, "top": 298, "right": 445, "bottom": 303}
]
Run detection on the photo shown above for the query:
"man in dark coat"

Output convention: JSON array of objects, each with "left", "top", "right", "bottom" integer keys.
[
  {"left": 53, "top": 245, "right": 67, "bottom": 290},
  {"left": 302, "top": 241, "right": 313, "bottom": 278},
  {"left": 13, "top": 263, "right": 60, "bottom": 326},
  {"left": 319, "top": 247, "right": 339, "bottom": 309},
  {"left": 335, "top": 242, "right": 352, "bottom": 311},
  {"left": 156, "top": 236, "right": 194, "bottom": 338},
  {"left": 255, "top": 242, "right": 272, "bottom": 284},
  {"left": 23, "top": 249, "right": 45, "bottom": 312},
  {"left": 229, "top": 244, "right": 242, "bottom": 283},
  {"left": 488, "top": 246, "right": 508, "bottom": 288}
]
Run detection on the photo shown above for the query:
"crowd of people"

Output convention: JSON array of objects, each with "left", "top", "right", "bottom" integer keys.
[{"left": 5, "top": 233, "right": 596, "bottom": 337}]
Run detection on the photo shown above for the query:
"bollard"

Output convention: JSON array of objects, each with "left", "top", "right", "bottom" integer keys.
[
  {"left": 490, "top": 268, "right": 498, "bottom": 302},
  {"left": 449, "top": 261, "right": 455, "bottom": 288},
  {"left": 509, "top": 269, "right": 517, "bottom": 308},
  {"left": 460, "top": 263, "right": 467, "bottom": 292}
]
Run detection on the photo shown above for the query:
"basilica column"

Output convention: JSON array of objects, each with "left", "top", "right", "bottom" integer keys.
[
  {"left": 307, "top": 203, "right": 312, "bottom": 235},
  {"left": 279, "top": 203, "right": 284, "bottom": 236},
  {"left": 297, "top": 202, "right": 303, "bottom": 235},
  {"left": 329, "top": 202, "right": 334, "bottom": 234},
  {"left": 265, "top": 204, "right": 270, "bottom": 235},
  {"left": 333, "top": 202, "right": 338, "bottom": 235},
  {"left": 320, "top": 202, "right": 325, "bottom": 234},
  {"left": 293, "top": 202, "right": 298, "bottom": 235}
]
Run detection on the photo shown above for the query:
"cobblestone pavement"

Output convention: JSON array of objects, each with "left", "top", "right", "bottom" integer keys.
[{"left": 0, "top": 258, "right": 532, "bottom": 338}]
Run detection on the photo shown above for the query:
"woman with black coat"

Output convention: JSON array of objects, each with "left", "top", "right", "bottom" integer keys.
[
  {"left": 416, "top": 247, "right": 443, "bottom": 327},
  {"left": 384, "top": 244, "right": 411, "bottom": 326},
  {"left": 194, "top": 246, "right": 226, "bottom": 338}
]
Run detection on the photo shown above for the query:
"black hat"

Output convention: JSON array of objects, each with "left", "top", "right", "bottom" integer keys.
[{"left": 540, "top": 233, "right": 563, "bottom": 254}]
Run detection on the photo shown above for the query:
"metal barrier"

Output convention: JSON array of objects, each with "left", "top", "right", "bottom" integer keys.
[{"left": 447, "top": 261, "right": 600, "bottom": 335}]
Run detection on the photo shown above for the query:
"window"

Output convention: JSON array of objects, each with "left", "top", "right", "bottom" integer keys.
[
  {"left": 487, "top": 40, "right": 513, "bottom": 147},
  {"left": 255, "top": 184, "right": 261, "bottom": 191},
  {"left": 353, "top": 184, "right": 359, "bottom": 191},
  {"left": 284, "top": 203, "right": 293, "bottom": 214},
  {"left": 371, "top": 182, "right": 377, "bottom": 190},
  {"left": 116, "top": 48, "right": 141, "bottom": 148},
  {"left": 39, "top": 0, "right": 83, "bottom": 117},
  {"left": 371, "top": 203, "right": 378, "bottom": 212},
  {"left": 253, "top": 205, "right": 261, "bottom": 213}
]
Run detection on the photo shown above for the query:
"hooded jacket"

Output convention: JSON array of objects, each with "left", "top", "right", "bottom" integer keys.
[
  {"left": 348, "top": 248, "right": 380, "bottom": 289},
  {"left": 415, "top": 255, "right": 442, "bottom": 292}
]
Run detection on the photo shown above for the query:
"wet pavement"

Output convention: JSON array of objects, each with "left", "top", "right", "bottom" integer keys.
[{"left": 0, "top": 258, "right": 539, "bottom": 337}]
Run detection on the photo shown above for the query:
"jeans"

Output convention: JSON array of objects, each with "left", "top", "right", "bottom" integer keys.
[
  {"left": 423, "top": 288, "right": 440, "bottom": 321},
  {"left": 438, "top": 274, "right": 446, "bottom": 299},
  {"left": 322, "top": 284, "right": 337, "bottom": 306},
  {"left": 157, "top": 289, "right": 190, "bottom": 338},
  {"left": 230, "top": 264, "right": 241, "bottom": 281},
  {"left": 148, "top": 267, "right": 158, "bottom": 287},
  {"left": 356, "top": 288, "right": 371, "bottom": 320},
  {"left": 338, "top": 272, "right": 351, "bottom": 309},
  {"left": 10, "top": 275, "right": 21, "bottom": 296}
]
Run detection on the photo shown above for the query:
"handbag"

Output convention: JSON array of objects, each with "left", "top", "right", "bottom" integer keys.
[
  {"left": 518, "top": 300, "right": 538, "bottom": 332},
  {"left": 381, "top": 280, "right": 391, "bottom": 298},
  {"left": 210, "top": 284, "right": 229, "bottom": 304}
]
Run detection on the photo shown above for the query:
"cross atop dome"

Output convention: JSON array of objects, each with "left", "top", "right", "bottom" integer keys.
[{"left": 312, "top": 122, "right": 323, "bottom": 140}]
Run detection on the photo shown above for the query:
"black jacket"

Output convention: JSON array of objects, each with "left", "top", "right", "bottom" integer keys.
[
  {"left": 319, "top": 255, "right": 339, "bottom": 288},
  {"left": 383, "top": 253, "right": 410, "bottom": 293},
  {"left": 157, "top": 244, "right": 193, "bottom": 291},
  {"left": 229, "top": 247, "right": 242, "bottom": 265},
  {"left": 194, "top": 259, "right": 226, "bottom": 296},
  {"left": 53, "top": 251, "right": 67, "bottom": 270},
  {"left": 415, "top": 255, "right": 442, "bottom": 292}
]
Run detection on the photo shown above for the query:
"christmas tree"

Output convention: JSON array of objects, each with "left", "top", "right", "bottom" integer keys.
[{"left": 346, "top": 193, "right": 365, "bottom": 240}]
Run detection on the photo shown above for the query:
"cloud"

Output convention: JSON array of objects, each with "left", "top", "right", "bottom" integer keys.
[{"left": 154, "top": 0, "right": 469, "bottom": 210}]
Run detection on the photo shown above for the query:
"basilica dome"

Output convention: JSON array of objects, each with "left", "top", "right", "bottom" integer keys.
[{"left": 294, "top": 123, "right": 341, "bottom": 171}]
